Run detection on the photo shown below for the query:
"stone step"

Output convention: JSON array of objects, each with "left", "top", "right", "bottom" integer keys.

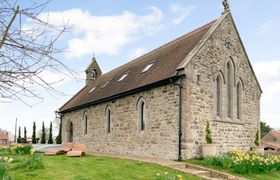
[{"left": 185, "top": 163, "right": 246, "bottom": 180}]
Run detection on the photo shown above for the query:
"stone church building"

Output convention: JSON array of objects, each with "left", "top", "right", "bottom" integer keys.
[{"left": 59, "top": 7, "right": 262, "bottom": 160}]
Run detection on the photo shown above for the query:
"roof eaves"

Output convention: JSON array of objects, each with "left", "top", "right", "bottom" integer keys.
[{"left": 59, "top": 75, "right": 182, "bottom": 114}]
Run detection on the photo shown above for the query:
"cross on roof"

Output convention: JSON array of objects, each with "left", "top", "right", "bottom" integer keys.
[{"left": 222, "top": 0, "right": 230, "bottom": 13}]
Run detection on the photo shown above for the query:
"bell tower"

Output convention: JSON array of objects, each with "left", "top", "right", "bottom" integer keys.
[{"left": 85, "top": 55, "right": 102, "bottom": 85}]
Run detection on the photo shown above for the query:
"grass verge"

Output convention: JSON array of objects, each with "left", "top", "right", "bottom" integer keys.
[{"left": 9, "top": 154, "right": 201, "bottom": 180}]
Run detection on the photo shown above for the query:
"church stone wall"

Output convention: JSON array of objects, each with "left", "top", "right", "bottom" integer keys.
[
  {"left": 183, "top": 14, "right": 261, "bottom": 159},
  {"left": 62, "top": 84, "right": 180, "bottom": 160}
]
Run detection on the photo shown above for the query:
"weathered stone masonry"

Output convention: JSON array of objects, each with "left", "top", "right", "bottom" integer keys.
[
  {"left": 60, "top": 11, "right": 261, "bottom": 160},
  {"left": 62, "top": 84, "right": 181, "bottom": 160},
  {"left": 183, "top": 14, "right": 261, "bottom": 159}
]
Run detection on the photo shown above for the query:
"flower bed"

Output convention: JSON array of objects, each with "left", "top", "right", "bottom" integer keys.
[
  {"left": 0, "top": 144, "right": 43, "bottom": 179},
  {"left": 202, "top": 148, "right": 280, "bottom": 174}
]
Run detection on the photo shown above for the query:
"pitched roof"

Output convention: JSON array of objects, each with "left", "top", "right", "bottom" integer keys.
[
  {"left": 60, "top": 20, "right": 216, "bottom": 113},
  {"left": 261, "top": 142, "right": 280, "bottom": 150},
  {"left": 0, "top": 133, "right": 8, "bottom": 140}
]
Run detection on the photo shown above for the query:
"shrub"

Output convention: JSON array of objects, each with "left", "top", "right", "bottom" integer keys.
[
  {"left": 205, "top": 121, "right": 213, "bottom": 144},
  {"left": 14, "top": 144, "right": 32, "bottom": 155},
  {"left": 255, "top": 130, "right": 260, "bottom": 146}
]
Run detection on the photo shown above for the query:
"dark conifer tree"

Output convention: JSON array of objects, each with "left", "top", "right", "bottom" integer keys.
[
  {"left": 48, "top": 122, "right": 53, "bottom": 144},
  {"left": 32, "top": 122, "right": 36, "bottom": 144},
  {"left": 40, "top": 121, "right": 46, "bottom": 144},
  {"left": 17, "top": 126, "right": 21, "bottom": 143},
  {"left": 24, "top": 126, "right": 27, "bottom": 143}
]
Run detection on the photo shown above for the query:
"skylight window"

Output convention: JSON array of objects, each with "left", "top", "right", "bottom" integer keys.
[
  {"left": 88, "top": 86, "right": 96, "bottom": 93},
  {"left": 141, "top": 61, "right": 155, "bottom": 73},
  {"left": 117, "top": 72, "right": 129, "bottom": 83},
  {"left": 101, "top": 80, "right": 111, "bottom": 88}
]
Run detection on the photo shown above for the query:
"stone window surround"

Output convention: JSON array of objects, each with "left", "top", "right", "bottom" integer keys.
[
  {"left": 236, "top": 78, "right": 244, "bottom": 121},
  {"left": 137, "top": 97, "right": 148, "bottom": 133},
  {"left": 83, "top": 111, "right": 88, "bottom": 135},
  {"left": 105, "top": 106, "right": 112, "bottom": 134},
  {"left": 226, "top": 61, "right": 234, "bottom": 118},
  {"left": 213, "top": 58, "right": 244, "bottom": 125}
]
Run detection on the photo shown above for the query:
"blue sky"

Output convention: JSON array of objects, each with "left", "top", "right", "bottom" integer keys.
[{"left": 1, "top": 0, "right": 280, "bottom": 138}]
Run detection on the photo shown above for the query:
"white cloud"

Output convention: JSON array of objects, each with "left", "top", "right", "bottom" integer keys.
[
  {"left": 253, "top": 60, "right": 280, "bottom": 129},
  {"left": 128, "top": 47, "right": 147, "bottom": 59},
  {"left": 256, "top": 19, "right": 280, "bottom": 36},
  {"left": 170, "top": 4, "right": 197, "bottom": 25},
  {"left": 38, "top": 7, "right": 163, "bottom": 59}
]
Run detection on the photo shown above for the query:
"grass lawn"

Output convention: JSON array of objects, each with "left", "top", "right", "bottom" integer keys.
[
  {"left": 8, "top": 154, "right": 201, "bottom": 180},
  {"left": 187, "top": 159, "right": 280, "bottom": 180}
]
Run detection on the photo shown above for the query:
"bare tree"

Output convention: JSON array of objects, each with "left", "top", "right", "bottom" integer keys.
[{"left": 0, "top": 0, "right": 73, "bottom": 105}]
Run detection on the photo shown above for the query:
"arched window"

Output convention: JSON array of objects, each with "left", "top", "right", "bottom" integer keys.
[
  {"left": 216, "top": 75, "right": 222, "bottom": 117},
  {"left": 106, "top": 108, "right": 112, "bottom": 133},
  {"left": 140, "top": 101, "right": 145, "bottom": 131},
  {"left": 236, "top": 81, "right": 242, "bottom": 119},
  {"left": 137, "top": 98, "right": 146, "bottom": 131},
  {"left": 83, "top": 112, "right": 88, "bottom": 135},
  {"left": 227, "top": 62, "right": 233, "bottom": 118}
]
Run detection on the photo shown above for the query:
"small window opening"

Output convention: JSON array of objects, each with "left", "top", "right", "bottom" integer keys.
[
  {"left": 107, "top": 109, "right": 111, "bottom": 133},
  {"left": 101, "top": 80, "right": 111, "bottom": 88},
  {"left": 92, "top": 69, "right": 97, "bottom": 79},
  {"left": 140, "top": 101, "right": 145, "bottom": 131},
  {"left": 196, "top": 75, "right": 201, "bottom": 85}
]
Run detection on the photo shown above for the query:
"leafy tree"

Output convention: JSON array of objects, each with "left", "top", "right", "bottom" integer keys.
[
  {"left": 40, "top": 121, "right": 46, "bottom": 144},
  {"left": 32, "top": 122, "right": 36, "bottom": 144},
  {"left": 23, "top": 126, "right": 27, "bottom": 143},
  {"left": 56, "top": 120, "right": 62, "bottom": 144},
  {"left": 48, "top": 122, "right": 53, "bottom": 144},
  {"left": 17, "top": 126, "right": 21, "bottom": 143},
  {"left": 260, "top": 121, "right": 273, "bottom": 138},
  {"left": 0, "top": 0, "right": 72, "bottom": 104},
  {"left": 205, "top": 121, "right": 213, "bottom": 144}
]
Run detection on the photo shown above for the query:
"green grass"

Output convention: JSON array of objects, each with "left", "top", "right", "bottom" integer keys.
[
  {"left": 8, "top": 155, "right": 201, "bottom": 180},
  {"left": 187, "top": 159, "right": 280, "bottom": 180}
]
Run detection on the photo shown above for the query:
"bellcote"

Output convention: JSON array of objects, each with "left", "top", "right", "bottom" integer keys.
[{"left": 85, "top": 56, "right": 102, "bottom": 85}]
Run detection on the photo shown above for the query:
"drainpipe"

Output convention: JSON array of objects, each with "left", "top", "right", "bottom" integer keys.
[{"left": 170, "top": 78, "right": 183, "bottom": 161}]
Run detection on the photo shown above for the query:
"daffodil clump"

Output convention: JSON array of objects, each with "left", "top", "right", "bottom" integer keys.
[
  {"left": 228, "top": 148, "right": 280, "bottom": 174},
  {"left": 203, "top": 148, "right": 280, "bottom": 174},
  {"left": 0, "top": 145, "right": 43, "bottom": 179},
  {"left": 0, "top": 144, "right": 33, "bottom": 155},
  {"left": 0, "top": 156, "right": 13, "bottom": 163}
]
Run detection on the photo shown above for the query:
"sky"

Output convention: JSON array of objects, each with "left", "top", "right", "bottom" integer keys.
[{"left": 1, "top": 0, "right": 280, "bottom": 138}]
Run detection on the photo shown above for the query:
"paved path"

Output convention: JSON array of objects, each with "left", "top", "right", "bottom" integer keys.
[{"left": 92, "top": 153, "right": 246, "bottom": 180}]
